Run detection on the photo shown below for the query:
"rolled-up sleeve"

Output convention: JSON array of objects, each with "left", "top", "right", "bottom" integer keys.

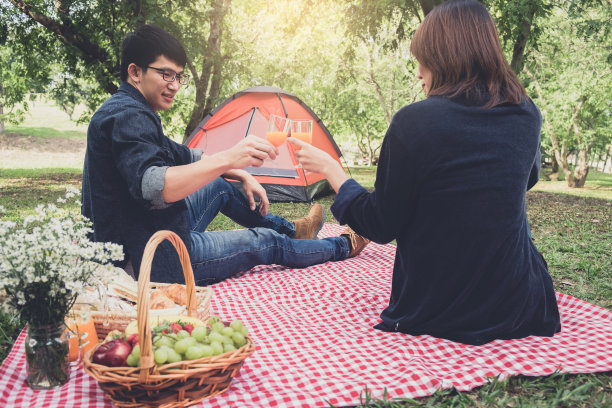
[{"left": 142, "top": 166, "right": 170, "bottom": 209}]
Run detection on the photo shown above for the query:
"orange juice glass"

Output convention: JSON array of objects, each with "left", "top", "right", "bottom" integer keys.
[
  {"left": 267, "top": 114, "right": 290, "bottom": 148},
  {"left": 290, "top": 120, "right": 313, "bottom": 151},
  {"left": 65, "top": 308, "right": 99, "bottom": 362},
  {"left": 266, "top": 131, "right": 288, "bottom": 147}
]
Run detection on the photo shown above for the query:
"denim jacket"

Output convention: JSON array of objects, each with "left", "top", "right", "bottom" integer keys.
[{"left": 82, "top": 82, "right": 198, "bottom": 282}]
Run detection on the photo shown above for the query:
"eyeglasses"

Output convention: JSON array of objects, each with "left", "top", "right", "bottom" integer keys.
[{"left": 146, "top": 66, "right": 189, "bottom": 85}]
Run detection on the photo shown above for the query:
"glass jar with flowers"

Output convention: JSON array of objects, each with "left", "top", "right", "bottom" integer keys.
[{"left": 0, "top": 188, "right": 123, "bottom": 389}]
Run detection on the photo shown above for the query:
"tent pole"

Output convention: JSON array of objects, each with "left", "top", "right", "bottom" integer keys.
[{"left": 243, "top": 107, "right": 257, "bottom": 138}]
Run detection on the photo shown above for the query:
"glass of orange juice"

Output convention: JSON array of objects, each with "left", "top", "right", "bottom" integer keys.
[
  {"left": 65, "top": 305, "right": 99, "bottom": 364},
  {"left": 289, "top": 119, "right": 313, "bottom": 150},
  {"left": 266, "top": 114, "right": 290, "bottom": 147}
]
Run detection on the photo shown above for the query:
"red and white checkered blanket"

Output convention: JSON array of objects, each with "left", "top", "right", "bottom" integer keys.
[{"left": 1, "top": 224, "right": 610, "bottom": 407}]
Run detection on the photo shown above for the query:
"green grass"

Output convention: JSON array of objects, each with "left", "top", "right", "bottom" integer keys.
[
  {"left": 1, "top": 165, "right": 610, "bottom": 407},
  {"left": 6, "top": 95, "right": 88, "bottom": 136},
  {"left": 4, "top": 126, "right": 85, "bottom": 139}
]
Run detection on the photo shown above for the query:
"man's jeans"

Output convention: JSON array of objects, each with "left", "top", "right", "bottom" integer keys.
[{"left": 185, "top": 178, "right": 350, "bottom": 285}]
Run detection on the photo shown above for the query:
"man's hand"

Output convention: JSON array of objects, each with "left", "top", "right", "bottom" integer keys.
[
  {"left": 223, "top": 134, "right": 278, "bottom": 169},
  {"left": 242, "top": 173, "right": 270, "bottom": 215}
]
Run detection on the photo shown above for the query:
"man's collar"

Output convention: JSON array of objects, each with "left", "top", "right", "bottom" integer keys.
[{"left": 118, "top": 82, "right": 156, "bottom": 113}]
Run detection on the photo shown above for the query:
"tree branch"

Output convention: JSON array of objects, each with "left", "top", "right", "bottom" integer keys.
[{"left": 8, "top": 0, "right": 118, "bottom": 94}]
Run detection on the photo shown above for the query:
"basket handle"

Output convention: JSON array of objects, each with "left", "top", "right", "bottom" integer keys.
[{"left": 136, "top": 230, "right": 198, "bottom": 382}]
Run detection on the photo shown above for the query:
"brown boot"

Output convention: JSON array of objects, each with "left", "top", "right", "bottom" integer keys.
[
  {"left": 341, "top": 227, "right": 370, "bottom": 257},
  {"left": 293, "top": 203, "right": 325, "bottom": 240}
]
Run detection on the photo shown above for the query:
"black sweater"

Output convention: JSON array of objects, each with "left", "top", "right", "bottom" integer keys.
[{"left": 331, "top": 96, "right": 561, "bottom": 345}]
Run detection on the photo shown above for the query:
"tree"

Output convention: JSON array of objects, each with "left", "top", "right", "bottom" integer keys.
[
  {"left": 333, "top": 10, "right": 422, "bottom": 164},
  {"left": 524, "top": 3, "right": 611, "bottom": 187},
  {"left": 0, "top": 46, "right": 31, "bottom": 135},
  {"left": 0, "top": 10, "right": 49, "bottom": 136},
  {"left": 2, "top": 0, "right": 234, "bottom": 140}
]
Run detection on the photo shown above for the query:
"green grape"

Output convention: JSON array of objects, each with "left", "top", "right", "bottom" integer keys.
[
  {"left": 232, "top": 332, "right": 247, "bottom": 348},
  {"left": 240, "top": 326, "right": 248, "bottom": 336},
  {"left": 174, "top": 339, "right": 189, "bottom": 355},
  {"left": 221, "top": 327, "right": 234, "bottom": 337},
  {"left": 183, "top": 337, "right": 197, "bottom": 348},
  {"left": 131, "top": 344, "right": 141, "bottom": 358},
  {"left": 229, "top": 320, "right": 244, "bottom": 331},
  {"left": 166, "top": 349, "right": 182, "bottom": 363},
  {"left": 159, "top": 344, "right": 173, "bottom": 353},
  {"left": 126, "top": 353, "right": 139, "bottom": 367},
  {"left": 200, "top": 345, "right": 213, "bottom": 357},
  {"left": 185, "top": 345, "right": 205, "bottom": 360},
  {"left": 191, "top": 326, "right": 207, "bottom": 342},
  {"left": 176, "top": 330, "right": 190, "bottom": 339},
  {"left": 223, "top": 343, "right": 237, "bottom": 353},
  {"left": 208, "top": 315, "right": 221, "bottom": 326},
  {"left": 221, "top": 335, "right": 234, "bottom": 346},
  {"left": 211, "top": 321, "right": 225, "bottom": 333},
  {"left": 154, "top": 348, "right": 168, "bottom": 365},
  {"left": 210, "top": 340, "right": 224, "bottom": 355},
  {"left": 154, "top": 335, "right": 174, "bottom": 348},
  {"left": 208, "top": 331, "right": 224, "bottom": 343},
  {"left": 153, "top": 334, "right": 162, "bottom": 343}
]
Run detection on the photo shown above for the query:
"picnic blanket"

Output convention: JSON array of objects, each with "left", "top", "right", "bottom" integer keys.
[{"left": 1, "top": 223, "right": 611, "bottom": 408}]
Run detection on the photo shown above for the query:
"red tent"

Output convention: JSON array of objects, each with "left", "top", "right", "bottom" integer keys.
[{"left": 185, "top": 86, "right": 345, "bottom": 202}]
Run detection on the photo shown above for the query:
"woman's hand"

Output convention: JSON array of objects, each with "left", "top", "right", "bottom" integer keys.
[{"left": 287, "top": 137, "right": 349, "bottom": 192}]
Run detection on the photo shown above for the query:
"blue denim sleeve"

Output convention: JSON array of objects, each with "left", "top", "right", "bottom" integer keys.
[{"left": 111, "top": 110, "right": 189, "bottom": 203}]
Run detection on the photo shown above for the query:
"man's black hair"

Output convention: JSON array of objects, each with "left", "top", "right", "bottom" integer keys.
[{"left": 120, "top": 24, "right": 187, "bottom": 82}]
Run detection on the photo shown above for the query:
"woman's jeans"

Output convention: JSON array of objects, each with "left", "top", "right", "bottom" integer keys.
[{"left": 185, "top": 177, "right": 349, "bottom": 285}]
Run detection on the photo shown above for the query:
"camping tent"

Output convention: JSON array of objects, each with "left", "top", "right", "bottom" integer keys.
[{"left": 185, "top": 86, "right": 344, "bottom": 202}]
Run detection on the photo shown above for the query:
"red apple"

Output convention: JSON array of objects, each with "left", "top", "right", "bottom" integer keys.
[
  {"left": 92, "top": 339, "right": 132, "bottom": 367},
  {"left": 125, "top": 333, "right": 139, "bottom": 346}
]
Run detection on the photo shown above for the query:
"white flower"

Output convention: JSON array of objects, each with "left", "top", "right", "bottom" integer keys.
[{"left": 0, "top": 189, "right": 123, "bottom": 325}]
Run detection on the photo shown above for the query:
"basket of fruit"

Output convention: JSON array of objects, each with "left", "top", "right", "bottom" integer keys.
[{"left": 83, "top": 230, "right": 255, "bottom": 408}]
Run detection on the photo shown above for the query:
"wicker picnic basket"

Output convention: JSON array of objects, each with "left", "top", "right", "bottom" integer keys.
[{"left": 83, "top": 230, "right": 255, "bottom": 408}]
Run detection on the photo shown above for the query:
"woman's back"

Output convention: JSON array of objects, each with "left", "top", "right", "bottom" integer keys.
[{"left": 369, "top": 96, "right": 560, "bottom": 344}]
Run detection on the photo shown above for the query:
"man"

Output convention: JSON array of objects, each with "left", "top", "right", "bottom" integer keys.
[{"left": 82, "top": 24, "right": 368, "bottom": 284}]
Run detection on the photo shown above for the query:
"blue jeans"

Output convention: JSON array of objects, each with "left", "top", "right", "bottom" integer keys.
[{"left": 185, "top": 178, "right": 350, "bottom": 285}]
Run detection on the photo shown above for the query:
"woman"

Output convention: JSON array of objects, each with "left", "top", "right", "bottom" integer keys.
[{"left": 289, "top": 0, "right": 561, "bottom": 345}]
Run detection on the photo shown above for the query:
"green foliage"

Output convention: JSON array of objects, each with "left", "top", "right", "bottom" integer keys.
[
  {"left": 0, "top": 46, "right": 32, "bottom": 130},
  {"left": 524, "top": 3, "right": 611, "bottom": 183}
]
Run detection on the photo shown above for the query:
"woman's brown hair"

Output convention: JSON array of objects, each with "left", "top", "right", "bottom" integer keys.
[{"left": 410, "top": 0, "right": 526, "bottom": 108}]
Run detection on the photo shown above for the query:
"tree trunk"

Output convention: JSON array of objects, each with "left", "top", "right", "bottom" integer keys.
[
  {"left": 572, "top": 147, "right": 590, "bottom": 188},
  {"left": 183, "top": 0, "right": 230, "bottom": 141},
  {"left": 0, "top": 104, "right": 4, "bottom": 135},
  {"left": 510, "top": 0, "right": 537, "bottom": 74}
]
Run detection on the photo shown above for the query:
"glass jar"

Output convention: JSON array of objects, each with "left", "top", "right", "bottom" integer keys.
[{"left": 25, "top": 322, "right": 70, "bottom": 389}]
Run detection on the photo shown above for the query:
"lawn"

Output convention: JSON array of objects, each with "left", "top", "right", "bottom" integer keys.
[{"left": 0, "top": 112, "right": 610, "bottom": 406}]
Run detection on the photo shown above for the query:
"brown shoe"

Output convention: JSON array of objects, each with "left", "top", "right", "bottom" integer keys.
[
  {"left": 293, "top": 203, "right": 325, "bottom": 240},
  {"left": 341, "top": 227, "right": 370, "bottom": 258}
]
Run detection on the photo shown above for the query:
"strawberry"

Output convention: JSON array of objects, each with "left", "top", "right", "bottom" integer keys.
[
  {"left": 170, "top": 322, "right": 182, "bottom": 334},
  {"left": 183, "top": 323, "right": 194, "bottom": 335}
]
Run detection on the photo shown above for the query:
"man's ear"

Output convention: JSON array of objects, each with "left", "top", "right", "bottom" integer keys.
[{"left": 127, "top": 63, "right": 142, "bottom": 85}]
